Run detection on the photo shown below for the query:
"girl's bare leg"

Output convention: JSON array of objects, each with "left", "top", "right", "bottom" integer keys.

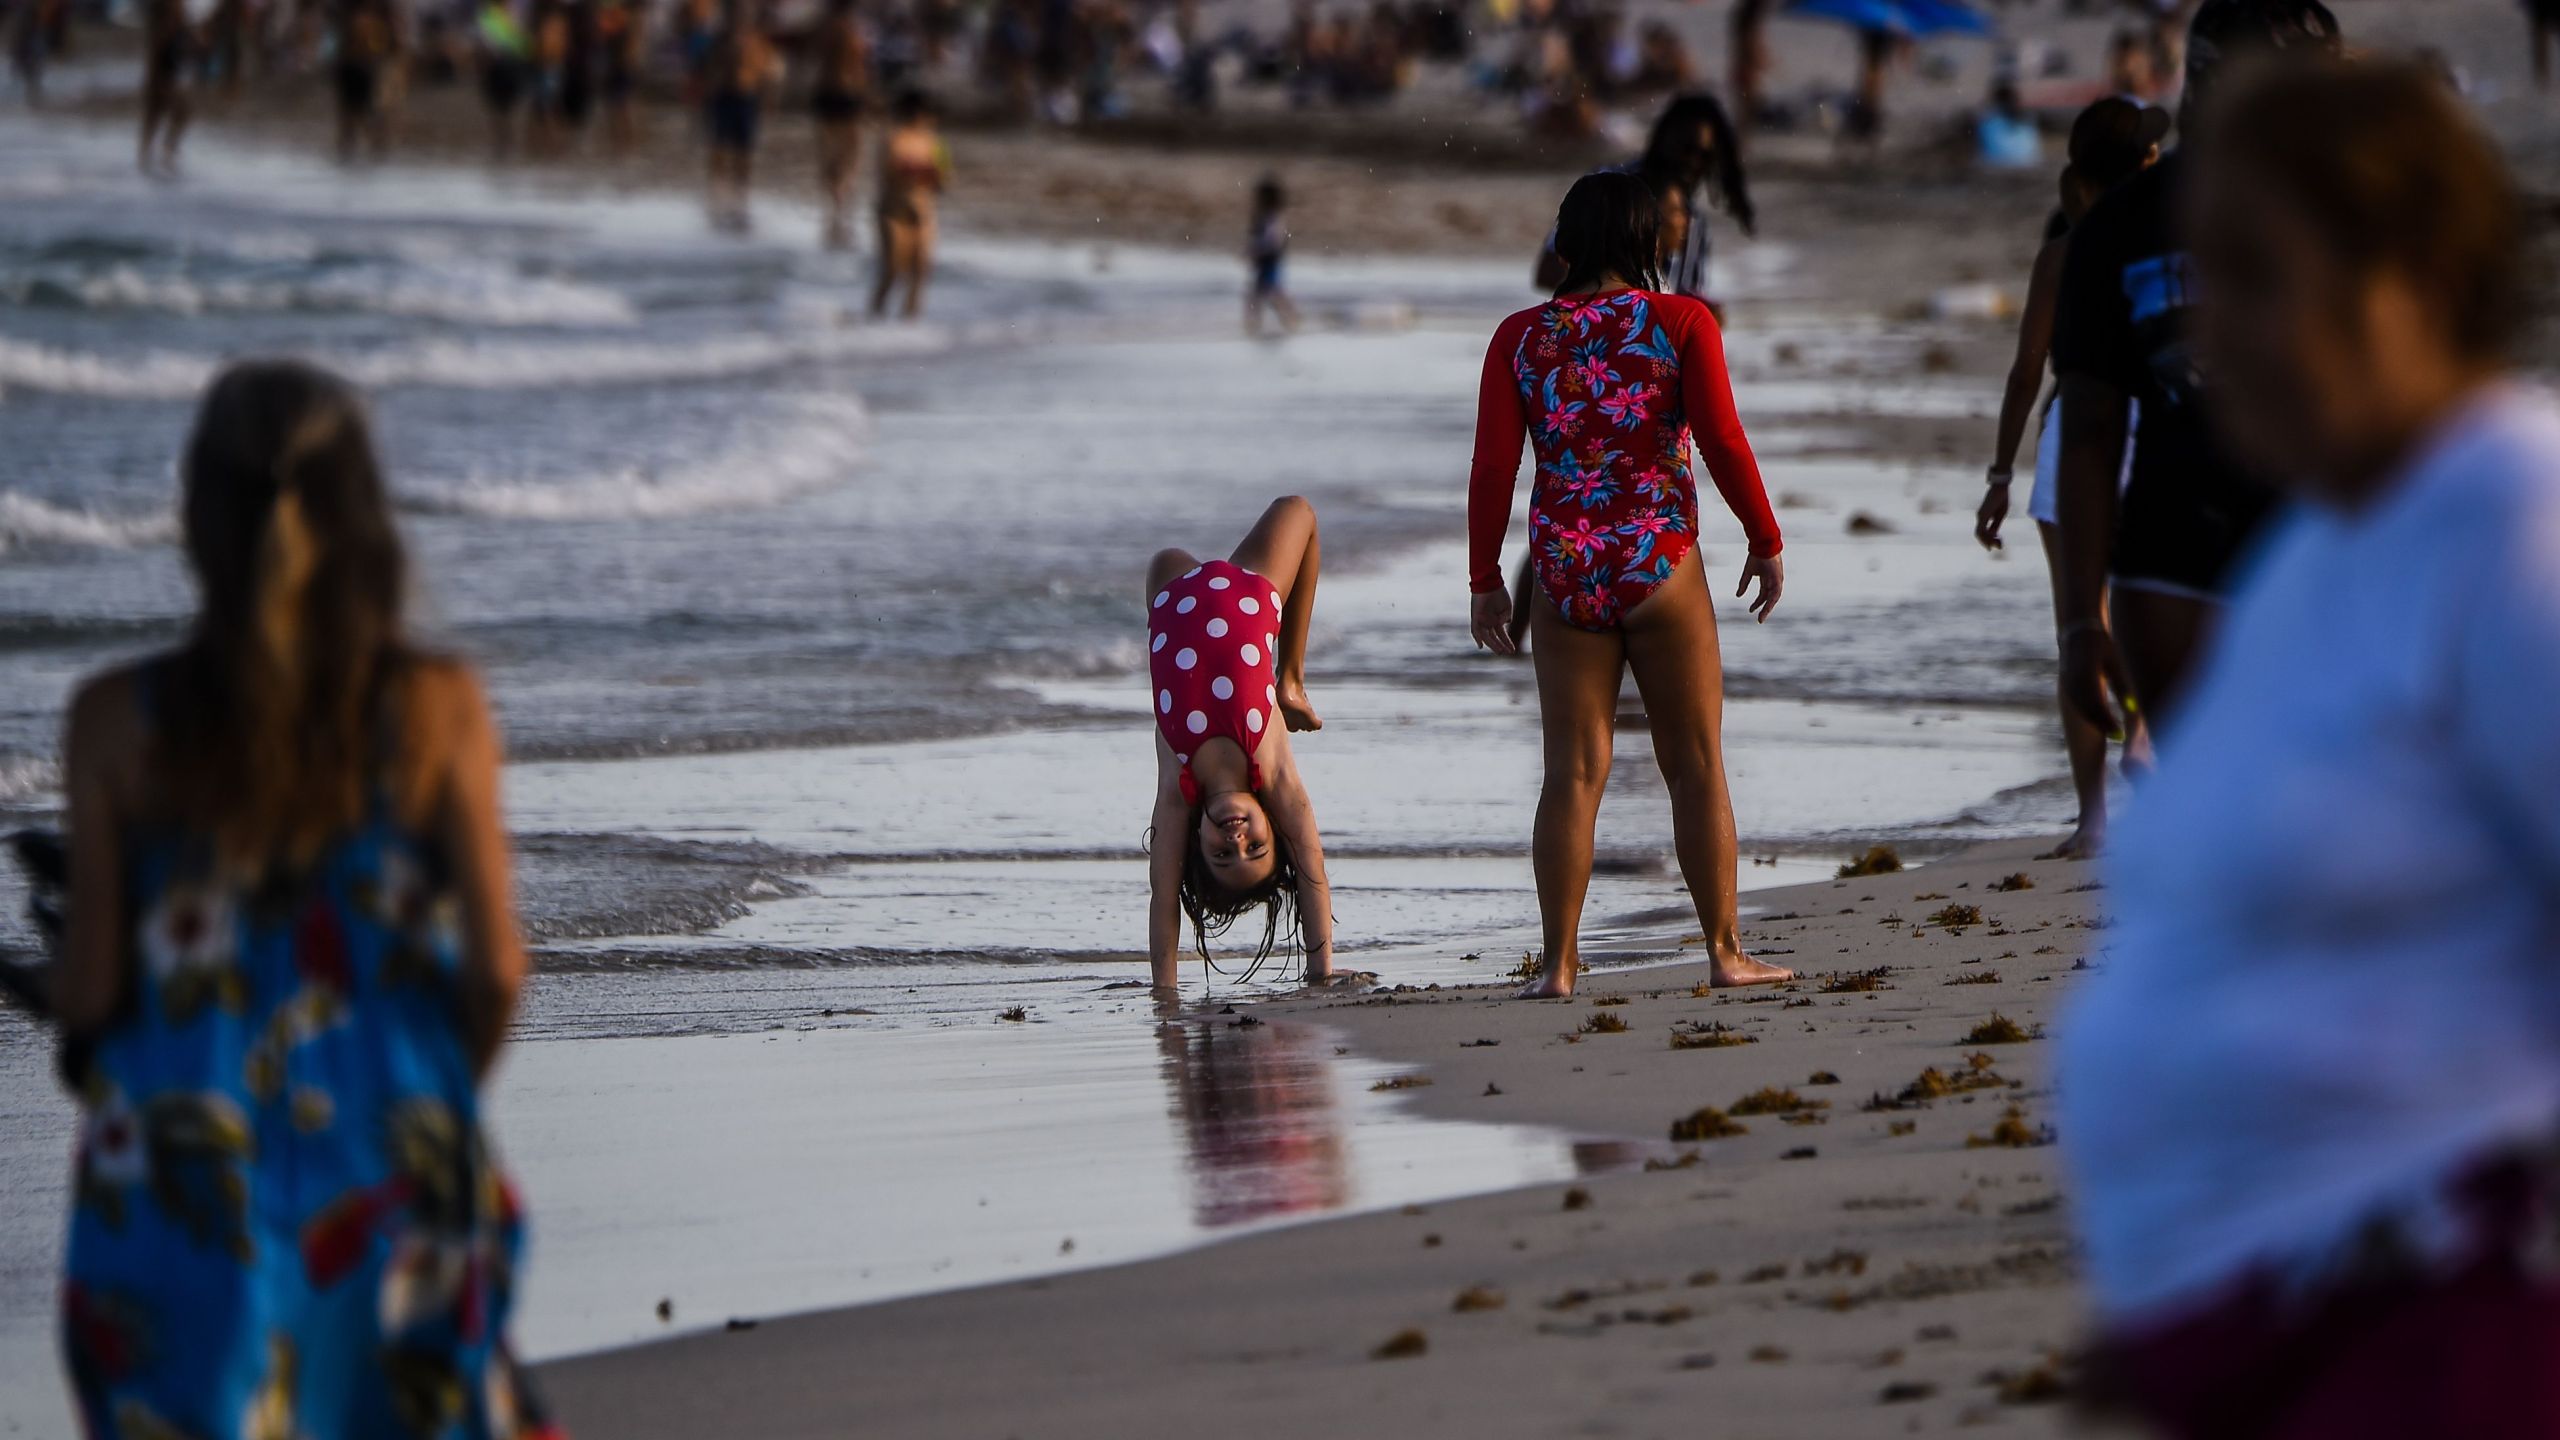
[
  {"left": 1146, "top": 546, "right": 1201, "bottom": 598},
  {"left": 871, "top": 216, "right": 907, "bottom": 315},
  {"left": 1621, "top": 553, "right": 1792, "bottom": 987},
  {"left": 1229, "top": 496, "right": 1321, "bottom": 731},
  {"left": 1523, "top": 597, "right": 1622, "bottom": 998},
  {"left": 904, "top": 216, "right": 936, "bottom": 318}
]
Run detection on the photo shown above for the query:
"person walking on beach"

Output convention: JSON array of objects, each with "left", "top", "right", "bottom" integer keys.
[
  {"left": 1468, "top": 171, "right": 1793, "bottom": 1000},
  {"left": 475, "top": 0, "right": 531, "bottom": 160},
  {"left": 138, "top": 0, "right": 197, "bottom": 177},
  {"left": 871, "top": 88, "right": 947, "bottom": 318},
  {"left": 701, "top": 8, "right": 780, "bottom": 232},
  {"left": 1974, "top": 97, "right": 2166, "bottom": 858},
  {"left": 1144, "top": 496, "right": 1335, "bottom": 995},
  {"left": 812, "top": 0, "right": 872, "bottom": 251},
  {"left": 52, "top": 360, "right": 561, "bottom": 1440},
  {"left": 332, "top": 0, "right": 396, "bottom": 163},
  {"left": 2049, "top": 0, "right": 2340, "bottom": 734},
  {"left": 1244, "top": 175, "right": 1298, "bottom": 336},
  {"left": 2060, "top": 58, "right": 2560, "bottom": 1438}
]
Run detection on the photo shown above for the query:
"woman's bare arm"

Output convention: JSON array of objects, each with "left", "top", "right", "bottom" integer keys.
[
  {"left": 58, "top": 672, "right": 138, "bottom": 1042},
  {"left": 424, "top": 662, "right": 526, "bottom": 1080},
  {"left": 1990, "top": 237, "right": 2070, "bottom": 478}
]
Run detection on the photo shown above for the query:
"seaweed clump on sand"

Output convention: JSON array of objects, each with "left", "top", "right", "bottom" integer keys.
[
  {"left": 1669, "top": 1020, "right": 1757, "bottom": 1050},
  {"left": 1992, "top": 873, "right": 2036, "bottom": 893},
  {"left": 1670, "top": 1106, "right": 1750, "bottom": 1141},
  {"left": 997, "top": 1007, "right": 1030, "bottom": 1022},
  {"left": 1807, "top": 1070, "right": 1842, "bottom": 1086},
  {"left": 1819, "top": 967, "right": 1895, "bottom": 994},
  {"left": 1730, "top": 1087, "right": 1830, "bottom": 1118},
  {"left": 1452, "top": 1286, "right": 1507, "bottom": 1313},
  {"left": 1865, "top": 1054, "right": 2009, "bottom": 1110},
  {"left": 1944, "top": 970, "right": 2002, "bottom": 986},
  {"left": 1966, "top": 1106, "right": 2055, "bottom": 1150},
  {"left": 1579, "top": 1011, "right": 1629, "bottom": 1035},
  {"left": 1372, "top": 1329, "right": 1429, "bottom": 1360},
  {"left": 1962, "top": 1013, "right": 2038, "bottom": 1045},
  {"left": 1372, "top": 1074, "right": 1435, "bottom": 1092},
  {"left": 1837, "top": 846, "right": 1904, "bottom": 879},
  {"left": 1928, "top": 904, "right": 1985, "bottom": 929}
]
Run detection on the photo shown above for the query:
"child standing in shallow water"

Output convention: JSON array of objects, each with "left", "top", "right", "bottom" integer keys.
[{"left": 1245, "top": 176, "right": 1299, "bottom": 336}]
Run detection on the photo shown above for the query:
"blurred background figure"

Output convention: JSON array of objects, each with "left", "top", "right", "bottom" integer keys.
[
  {"left": 473, "top": 0, "right": 529, "bottom": 159},
  {"left": 138, "top": 0, "right": 196, "bottom": 176},
  {"left": 1244, "top": 173, "right": 1299, "bottom": 336},
  {"left": 2050, "top": 0, "right": 2342, "bottom": 738},
  {"left": 811, "top": 0, "right": 872, "bottom": 251},
  {"left": 2531, "top": 0, "right": 2560, "bottom": 89},
  {"left": 871, "top": 87, "right": 947, "bottom": 317},
  {"left": 595, "top": 0, "right": 642, "bottom": 153},
  {"left": 1974, "top": 75, "right": 2041, "bottom": 168},
  {"left": 2062, "top": 57, "right": 2560, "bottom": 1439},
  {"left": 701, "top": 4, "right": 779, "bottom": 232},
  {"left": 332, "top": 0, "right": 396, "bottom": 163},
  {"left": 54, "top": 360, "right": 557, "bottom": 1440},
  {"left": 1976, "top": 95, "right": 2166, "bottom": 859}
]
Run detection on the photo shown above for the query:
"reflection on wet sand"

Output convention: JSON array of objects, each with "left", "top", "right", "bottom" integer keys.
[{"left": 1160, "top": 1018, "right": 1350, "bottom": 1228}]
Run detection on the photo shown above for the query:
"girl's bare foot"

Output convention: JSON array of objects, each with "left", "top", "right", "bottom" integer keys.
[
  {"left": 1276, "top": 677, "right": 1322, "bottom": 733},
  {"left": 1707, "top": 953, "right": 1794, "bottom": 988}
]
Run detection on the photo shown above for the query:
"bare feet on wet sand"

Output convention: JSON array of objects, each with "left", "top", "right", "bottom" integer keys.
[
  {"left": 1707, "top": 953, "right": 1795, "bottom": 987},
  {"left": 2041, "top": 821, "right": 2105, "bottom": 862}
]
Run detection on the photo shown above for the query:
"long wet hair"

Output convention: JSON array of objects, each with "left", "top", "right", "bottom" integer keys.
[
  {"left": 1551, "top": 169, "right": 1664, "bottom": 298},
  {"left": 160, "top": 360, "right": 415, "bottom": 874},
  {"left": 1640, "top": 91, "right": 1755, "bottom": 237},
  {"left": 1171, "top": 808, "right": 1302, "bottom": 975}
]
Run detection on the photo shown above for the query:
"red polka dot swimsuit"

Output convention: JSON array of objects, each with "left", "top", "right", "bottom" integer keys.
[
  {"left": 1467, "top": 290, "right": 1781, "bottom": 630},
  {"left": 1148, "top": 559, "right": 1285, "bottom": 805}
]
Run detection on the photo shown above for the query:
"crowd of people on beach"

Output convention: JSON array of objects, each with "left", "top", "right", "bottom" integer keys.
[{"left": 20, "top": 0, "right": 2560, "bottom": 1434}]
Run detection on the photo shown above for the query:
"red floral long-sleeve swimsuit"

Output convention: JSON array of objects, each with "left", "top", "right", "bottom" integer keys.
[{"left": 1467, "top": 290, "right": 1781, "bottom": 629}]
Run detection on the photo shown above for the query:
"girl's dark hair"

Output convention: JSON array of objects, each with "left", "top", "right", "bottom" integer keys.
[
  {"left": 892, "top": 87, "right": 933, "bottom": 121},
  {"left": 164, "top": 360, "right": 414, "bottom": 872},
  {"left": 1253, "top": 175, "right": 1286, "bottom": 213},
  {"left": 1172, "top": 807, "right": 1301, "bottom": 975},
  {"left": 1551, "top": 169, "right": 1663, "bottom": 298},
  {"left": 2203, "top": 57, "right": 2524, "bottom": 361},
  {"left": 1640, "top": 91, "right": 1754, "bottom": 236}
]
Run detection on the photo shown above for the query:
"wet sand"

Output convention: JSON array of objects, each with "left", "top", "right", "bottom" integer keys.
[{"left": 541, "top": 837, "right": 2127, "bottom": 1438}]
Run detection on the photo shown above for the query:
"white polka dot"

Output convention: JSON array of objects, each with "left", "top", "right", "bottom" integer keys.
[
  {"left": 1269, "top": 586, "right": 1283, "bottom": 608},
  {"left": 1176, "top": 596, "right": 1198, "bottom": 615},
  {"left": 1239, "top": 643, "right": 1262, "bottom": 666},
  {"left": 1208, "top": 575, "right": 1231, "bottom": 591},
  {"left": 1186, "top": 710, "right": 1208, "bottom": 735},
  {"left": 1177, "top": 752, "right": 1189, "bottom": 765},
  {"left": 1158, "top": 690, "right": 1172, "bottom": 714},
  {"left": 1183, "top": 566, "right": 1203, "bottom": 579},
  {"left": 1246, "top": 709, "right": 1264, "bottom": 734},
  {"left": 1211, "top": 676, "right": 1235, "bottom": 700},
  {"left": 1206, "top": 618, "right": 1229, "bottom": 638},
  {"left": 1150, "top": 633, "right": 1166, "bottom": 653},
  {"left": 1267, "top": 633, "right": 1279, "bottom": 656},
  {"left": 1237, "top": 597, "right": 1262, "bottom": 616},
  {"left": 1175, "top": 647, "right": 1198, "bottom": 670},
  {"left": 1267, "top": 684, "right": 1278, "bottom": 704},
  {"left": 1152, "top": 591, "right": 1168, "bottom": 609}
]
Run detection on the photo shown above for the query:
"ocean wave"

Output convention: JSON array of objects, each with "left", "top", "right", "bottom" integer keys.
[
  {"left": 2, "top": 261, "right": 640, "bottom": 329},
  {"left": 0, "top": 491, "right": 179, "bottom": 553},
  {"left": 0, "top": 754, "right": 61, "bottom": 808},
  {"left": 399, "top": 392, "right": 868, "bottom": 521},
  {"left": 0, "top": 324, "right": 948, "bottom": 401}
]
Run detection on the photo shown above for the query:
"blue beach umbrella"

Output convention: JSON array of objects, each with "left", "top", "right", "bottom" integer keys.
[{"left": 1781, "top": 0, "right": 1994, "bottom": 39}]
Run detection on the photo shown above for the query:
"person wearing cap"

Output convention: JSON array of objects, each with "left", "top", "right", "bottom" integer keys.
[
  {"left": 1975, "top": 95, "right": 2168, "bottom": 860},
  {"left": 2047, "top": 0, "right": 2341, "bottom": 737}
]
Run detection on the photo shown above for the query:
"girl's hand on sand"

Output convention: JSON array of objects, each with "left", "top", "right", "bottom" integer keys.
[
  {"left": 1975, "top": 476, "right": 2010, "bottom": 551},
  {"left": 1470, "top": 590, "right": 1518, "bottom": 655},
  {"left": 1737, "top": 554, "right": 1783, "bottom": 623}
]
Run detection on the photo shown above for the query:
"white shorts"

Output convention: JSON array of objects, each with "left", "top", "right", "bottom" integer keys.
[{"left": 2028, "top": 395, "right": 2138, "bottom": 528}]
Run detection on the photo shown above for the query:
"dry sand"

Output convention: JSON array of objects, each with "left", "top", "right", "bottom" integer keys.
[{"left": 542, "top": 837, "right": 2132, "bottom": 1439}]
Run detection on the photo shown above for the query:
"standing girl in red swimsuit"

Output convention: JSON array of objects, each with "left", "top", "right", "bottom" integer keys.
[
  {"left": 1468, "top": 170, "right": 1794, "bottom": 999},
  {"left": 1145, "top": 497, "right": 1333, "bottom": 994}
]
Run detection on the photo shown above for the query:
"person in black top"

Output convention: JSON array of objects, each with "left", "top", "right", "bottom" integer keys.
[{"left": 2049, "top": 0, "right": 2340, "bottom": 733}]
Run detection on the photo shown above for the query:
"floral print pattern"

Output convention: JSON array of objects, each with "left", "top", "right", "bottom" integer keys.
[
  {"left": 64, "top": 804, "right": 563, "bottom": 1440},
  {"left": 1512, "top": 292, "right": 1705, "bottom": 629}
]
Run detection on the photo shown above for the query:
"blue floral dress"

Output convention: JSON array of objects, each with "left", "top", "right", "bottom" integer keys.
[{"left": 62, "top": 790, "right": 559, "bottom": 1439}]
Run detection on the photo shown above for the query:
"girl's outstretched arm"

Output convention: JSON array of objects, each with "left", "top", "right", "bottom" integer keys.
[
  {"left": 1260, "top": 764, "right": 1334, "bottom": 983},
  {"left": 1146, "top": 749, "right": 1189, "bottom": 991}
]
